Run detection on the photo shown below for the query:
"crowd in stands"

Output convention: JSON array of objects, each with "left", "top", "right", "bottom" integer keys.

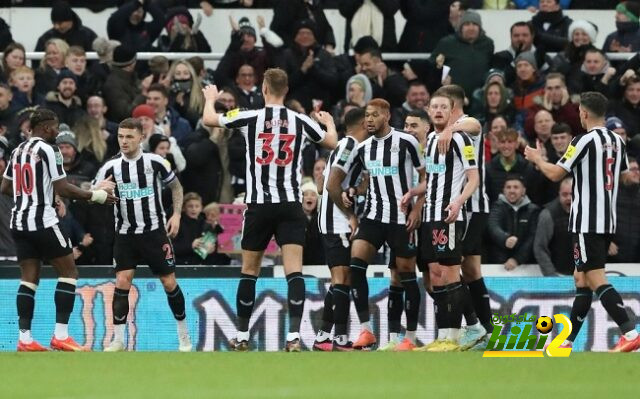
[{"left": 0, "top": 0, "right": 640, "bottom": 273}]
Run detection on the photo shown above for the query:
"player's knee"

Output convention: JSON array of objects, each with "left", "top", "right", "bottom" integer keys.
[
  {"left": 159, "top": 274, "right": 177, "bottom": 291},
  {"left": 461, "top": 264, "right": 481, "bottom": 282},
  {"left": 115, "top": 272, "right": 133, "bottom": 289}
]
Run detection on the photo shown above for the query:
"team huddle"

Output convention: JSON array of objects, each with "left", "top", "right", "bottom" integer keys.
[{"left": 3, "top": 68, "right": 640, "bottom": 353}]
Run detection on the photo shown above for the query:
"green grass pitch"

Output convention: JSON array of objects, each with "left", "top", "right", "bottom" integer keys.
[{"left": 1, "top": 352, "right": 639, "bottom": 398}]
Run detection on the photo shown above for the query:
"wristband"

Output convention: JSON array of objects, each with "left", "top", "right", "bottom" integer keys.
[{"left": 90, "top": 190, "right": 108, "bottom": 204}]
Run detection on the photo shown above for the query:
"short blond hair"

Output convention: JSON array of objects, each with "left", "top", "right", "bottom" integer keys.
[{"left": 263, "top": 68, "right": 288, "bottom": 97}]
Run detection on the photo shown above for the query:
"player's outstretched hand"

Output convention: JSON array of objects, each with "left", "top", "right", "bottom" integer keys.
[
  {"left": 524, "top": 140, "right": 543, "bottom": 164},
  {"left": 96, "top": 175, "right": 116, "bottom": 194},
  {"left": 444, "top": 200, "right": 462, "bottom": 224},
  {"left": 202, "top": 85, "right": 221, "bottom": 102},
  {"left": 166, "top": 213, "right": 181, "bottom": 238}
]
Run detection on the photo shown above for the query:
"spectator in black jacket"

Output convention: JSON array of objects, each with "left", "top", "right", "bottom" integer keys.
[
  {"left": 533, "top": 176, "right": 573, "bottom": 276},
  {"left": 55, "top": 126, "right": 98, "bottom": 187},
  {"left": 398, "top": 0, "right": 451, "bottom": 53},
  {"left": 610, "top": 157, "right": 640, "bottom": 263},
  {"left": 34, "top": 1, "right": 97, "bottom": 70},
  {"left": 357, "top": 47, "right": 408, "bottom": 108},
  {"left": 44, "top": 68, "right": 87, "bottom": 128},
  {"left": 609, "top": 75, "right": 640, "bottom": 139},
  {"left": 567, "top": 48, "right": 616, "bottom": 97},
  {"left": 603, "top": 1, "right": 640, "bottom": 54},
  {"left": 159, "top": 7, "right": 211, "bottom": 53},
  {"left": 339, "top": 0, "right": 398, "bottom": 53},
  {"left": 0, "top": 18, "right": 12, "bottom": 54},
  {"left": 232, "top": 64, "right": 264, "bottom": 110},
  {"left": 34, "top": 38, "right": 69, "bottom": 97},
  {"left": 182, "top": 125, "right": 223, "bottom": 205},
  {"left": 270, "top": 0, "right": 336, "bottom": 51},
  {"left": 282, "top": 19, "right": 337, "bottom": 113},
  {"left": 530, "top": 0, "right": 572, "bottom": 53},
  {"left": 107, "top": 0, "right": 165, "bottom": 53},
  {"left": 102, "top": 46, "right": 146, "bottom": 123},
  {"left": 488, "top": 174, "right": 540, "bottom": 269},
  {"left": 173, "top": 192, "right": 207, "bottom": 265}
]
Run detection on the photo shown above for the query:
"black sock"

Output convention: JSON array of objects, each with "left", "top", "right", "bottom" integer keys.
[
  {"left": 333, "top": 284, "right": 350, "bottom": 337},
  {"left": 388, "top": 285, "right": 404, "bottom": 334},
  {"left": 461, "top": 283, "right": 479, "bottom": 327},
  {"left": 287, "top": 272, "right": 305, "bottom": 334},
  {"left": 236, "top": 273, "right": 257, "bottom": 332},
  {"left": 468, "top": 278, "right": 492, "bottom": 332},
  {"left": 321, "top": 285, "right": 334, "bottom": 333},
  {"left": 432, "top": 285, "right": 448, "bottom": 336},
  {"left": 166, "top": 285, "right": 186, "bottom": 321},
  {"left": 400, "top": 272, "right": 420, "bottom": 332},
  {"left": 54, "top": 281, "right": 76, "bottom": 324},
  {"left": 17, "top": 284, "right": 36, "bottom": 330},
  {"left": 567, "top": 287, "right": 592, "bottom": 342},
  {"left": 349, "top": 257, "right": 369, "bottom": 323},
  {"left": 113, "top": 288, "right": 129, "bottom": 325},
  {"left": 596, "top": 284, "right": 634, "bottom": 334},
  {"left": 446, "top": 282, "right": 464, "bottom": 329}
]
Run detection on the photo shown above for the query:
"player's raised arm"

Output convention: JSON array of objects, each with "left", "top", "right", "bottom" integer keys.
[
  {"left": 524, "top": 139, "right": 568, "bottom": 182},
  {"left": 201, "top": 84, "right": 223, "bottom": 127},
  {"left": 53, "top": 178, "right": 118, "bottom": 205}
]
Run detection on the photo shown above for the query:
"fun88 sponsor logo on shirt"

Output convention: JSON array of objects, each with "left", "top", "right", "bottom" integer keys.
[
  {"left": 425, "top": 157, "right": 446, "bottom": 174},
  {"left": 366, "top": 160, "right": 398, "bottom": 176},
  {"left": 118, "top": 183, "right": 154, "bottom": 200}
]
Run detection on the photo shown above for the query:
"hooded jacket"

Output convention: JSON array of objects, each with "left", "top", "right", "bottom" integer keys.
[
  {"left": 488, "top": 194, "right": 540, "bottom": 264},
  {"left": 107, "top": 0, "right": 165, "bottom": 52},
  {"left": 531, "top": 10, "right": 573, "bottom": 53},
  {"left": 34, "top": 10, "right": 97, "bottom": 54}
]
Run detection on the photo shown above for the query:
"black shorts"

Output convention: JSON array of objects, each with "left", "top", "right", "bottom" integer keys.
[
  {"left": 12, "top": 225, "right": 73, "bottom": 262},
  {"left": 114, "top": 229, "right": 176, "bottom": 275},
  {"left": 389, "top": 226, "right": 426, "bottom": 272},
  {"left": 461, "top": 213, "right": 488, "bottom": 256},
  {"left": 421, "top": 221, "right": 466, "bottom": 266},
  {"left": 322, "top": 233, "right": 351, "bottom": 268},
  {"left": 354, "top": 219, "right": 417, "bottom": 258},
  {"left": 241, "top": 202, "right": 306, "bottom": 251},
  {"left": 572, "top": 233, "right": 611, "bottom": 272}
]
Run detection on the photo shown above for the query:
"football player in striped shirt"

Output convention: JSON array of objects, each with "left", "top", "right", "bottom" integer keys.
[
  {"left": 314, "top": 108, "right": 368, "bottom": 351},
  {"left": 525, "top": 92, "right": 640, "bottom": 352},
  {"left": 1, "top": 108, "right": 117, "bottom": 351}
]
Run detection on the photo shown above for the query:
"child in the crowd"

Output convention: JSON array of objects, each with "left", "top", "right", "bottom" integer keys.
[{"left": 9, "top": 66, "right": 43, "bottom": 110}]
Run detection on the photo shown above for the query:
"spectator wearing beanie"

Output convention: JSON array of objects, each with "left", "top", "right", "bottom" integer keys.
[
  {"left": 550, "top": 19, "right": 598, "bottom": 77},
  {"left": 282, "top": 19, "right": 337, "bottom": 113},
  {"left": 529, "top": 0, "right": 573, "bottom": 53},
  {"left": 511, "top": 51, "right": 545, "bottom": 117},
  {"left": 44, "top": 68, "right": 86, "bottom": 127},
  {"left": 107, "top": 0, "right": 165, "bottom": 53},
  {"left": 603, "top": 1, "right": 640, "bottom": 54},
  {"left": 103, "top": 45, "right": 146, "bottom": 123},
  {"left": 34, "top": 1, "right": 97, "bottom": 70},
  {"left": 55, "top": 125, "right": 97, "bottom": 185},
  {"left": 271, "top": 0, "right": 335, "bottom": 50},
  {"left": 430, "top": 10, "right": 495, "bottom": 98},
  {"left": 159, "top": 7, "right": 211, "bottom": 53}
]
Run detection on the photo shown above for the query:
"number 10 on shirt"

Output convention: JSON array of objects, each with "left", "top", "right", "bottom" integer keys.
[{"left": 256, "top": 133, "right": 295, "bottom": 166}]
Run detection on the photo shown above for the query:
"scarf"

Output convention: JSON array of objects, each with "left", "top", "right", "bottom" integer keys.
[{"left": 350, "top": 0, "right": 384, "bottom": 49}]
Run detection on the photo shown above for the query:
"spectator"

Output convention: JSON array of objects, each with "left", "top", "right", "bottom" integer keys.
[
  {"left": 511, "top": 51, "right": 545, "bottom": 117},
  {"left": 398, "top": 0, "right": 451, "bottom": 53},
  {"left": 531, "top": 109, "right": 555, "bottom": 153},
  {"left": 0, "top": 136, "right": 15, "bottom": 257},
  {"left": 486, "top": 114, "right": 509, "bottom": 159},
  {"left": 312, "top": 157, "right": 326, "bottom": 186},
  {"left": 608, "top": 76, "right": 640, "bottom": 139},
  {"left": 233, "top": 64, "right": 265, "bottom": 110},
  {"left": 44, "top": 68, "right": 86, "bottom": 127},
  {"left": 567, "top": 48, "right": 616, "bottom": 97},
  {"left": 391, "top": 80, "right": 429, "bottom": 130},
  {"left": 8, "top": 107, "right": 35, "bottom": 151},
  {"left": 149, "top": 133, "right": 179, "bottom": 175},
  {"left": 103, "top": 45, "right": 146, "bottom": 123},
  {"left": 301, "top": 181, "right": 325, "bottom": 265},
  {"left": 134, "top": 103, "right": 187, "bottom": 173},
  {"left": 202, "top": 202, "right": 231, "bottom": 265},
  {"left": 215, "top": 16, "right": 283, "bottom": 90},
  {"left": 332, "top": 73, "right": 371, "bottom": 122},
  {"left": 610, "top": 157, "right": 640, "bottom": 262},
  {"left": 173, "top": 192, "right": 208, "bottom": 265},
  {"left": 483, "top": 0, "right": 515, "bottom": 9},
  {"left": 533, "top": 176, "right": 574, "bottom": 276},
  {"left": 55, "top": 125, "right": 98, "bottom": 186},
  {"left": 58, "top": 204, "right": 94, "bottom": 264},
  {"left": 65, "top": 46, "right": 91, "bottom": 103},
  {"left": 471, "top": 79, "right": 516, "bottom": 127},
  {"left": 34, "top": 38, "right": 69, "bottom": 97},
  {"left": 282, "top": 19, "right": 337, "bottom": 112},
  {"left": 145, "top": 83, "right": 192, "bottom": 148},
  {"left": 430, "top": 10, "right": 495, "bottom": 98},
  {"left": 605, "top": 117, "right": 629, "bottom": 145},
  {"left": 0, "top": 18, "right": 13, "bottom": 54},
  {"left": 107, "top": 0, "right": 165, "bottom": 53},
  {"left": 159, "top": 7, "right": 211, "bottom": 53},
  {"left": 89, "top": 37, "right": 120, "bottom": 96},
  {"left": 168, "top": 60, "right": 204, "bottom": 128},
  {"left": 547, "top": 122, "right": 572, "bottom": 163},
  {"left": 34, "top": 1, "right": 97, "bottom": 67},
  {"left": 550, "top": 20, "right": 597, "bottom": 77},
  {"left": 603, "top": 1, "right": 640, "bottom": 54},
  {"left": 357, "top": 47, "right": 408, "bottom": 108},
  {"left": 487, "top": 174, "right": 540, "bottom": 269},
  {"left": 339, "top": 0, "right": 399, "bottom": 53},
  {"left": 270, "top": 0, "right": 336, "bottom": 51},
  {"left": 73, "top": 116, "right": 107, "bottom": 166},
  {"left": 333, "top": 35, "right": 378, "bottom": 99},
  {"left": 86, "top": 95, "right": 119, "bottom": 157},
  {"left": 486, "top": 128, "right": 538, "bottom": 203},
  {"left": 0, "top": 84, "right": 12, "bottom": 133},
  {"left": 1, "top": 42, "right": 25, "bottom": 83},
  {"left": 217, "top": 89, "right": 239, "bottom": 112},
  {"left": 188, "top": 56, "right": 215, "bottom": 87},
  {"left": 524, "top": 72, "right": 582, "bottom": 140},
  {"left": 529, "top": 0, "right": 572, "bottom": 53},
  {"left": 491, "top": 21, "right": 541, "bottom": 87},
  {"left": 182, "top": 124, "right": 223, "bottom": 205}
]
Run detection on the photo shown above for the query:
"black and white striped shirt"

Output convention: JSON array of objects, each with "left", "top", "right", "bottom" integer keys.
[
  {"left": 318, "top": 136, "right": 359, "bottom": 234},
  {"left": 557, "top": 127, "right": 628, "bottom": 234},
  {"left": 353, "top": 129, "right": 424, "bottom": 225},
  {"left": 423, "top": 131, "right": 477, "bottom": 222},
  {"left": 2, "top": 137, "right": 66, "bottom": 231},
  {"left": 465, "top": 129, "right": 489, "bottom": 214},
  {"left": 94, "top": 152, "right": 176, "bottom": 235},
  {"left": 218, "top": 106, "right": 326, "bottom": 204}
]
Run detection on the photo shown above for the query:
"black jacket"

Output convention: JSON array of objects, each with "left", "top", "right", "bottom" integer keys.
[
  {"left": 34, "top": 11, "right": 97, "bottom": 61},
  {"left": 43, "top": 92, "right": 87, "bottom": 128},
  {"left": 181, "top": 128, "right": 223, "bottom": 205},
  {"left": 102, "top": 67, "right": 146, "bottom": 123},
  {"left": 531, "top": 10, "right": 572, "bottom": 53},
  {"left": 488, "top": 194, "right": 540, "bottom": 264},
  {"left": 339, "top": 0, "right": 398, "bottom": 53},
  {"left": 107, "top": 0, "right": 165, "bottom": 52},
  {"left": 270, "top": 0, "right": 336, "bottom": 48},
  {"left": 485, "top": 154, "right": 540, "bottom": 204},
  {"left": 398, "top": 0, "right": 452, "bottom": 53},
  {"left": 0, "top": 17, "right": 13, "bottom": 53}
]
